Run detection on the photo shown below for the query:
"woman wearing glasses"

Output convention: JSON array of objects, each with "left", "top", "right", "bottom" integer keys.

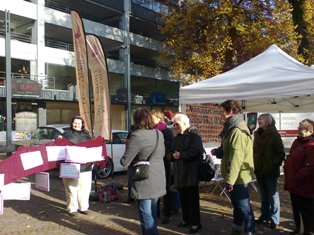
[
  {"left": 284, "top": 119, "right": 314, "bottom": 235},
  {"left": 172, "top": 113, "right": 202, "bottom": 233}
]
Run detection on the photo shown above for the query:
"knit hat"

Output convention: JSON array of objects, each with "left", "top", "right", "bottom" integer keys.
[{"left": 163, "top": 110, "right": 174, "bottom": 121}]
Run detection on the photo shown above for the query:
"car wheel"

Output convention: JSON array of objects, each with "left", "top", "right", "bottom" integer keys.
[{"left": 94, "top": 159, "right": 114, "bottom": 179}]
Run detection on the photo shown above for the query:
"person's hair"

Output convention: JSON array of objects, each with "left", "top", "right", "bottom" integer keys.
[
  {"left": 299, "top": 119, "right": 314, "bottom": 132},
  {"left": 220, "top": 100, "right": 242, "bottom": 114},
  {"left": 70, "top": 115, "right": 86, "bottom": 131},
  {"left": 150, "top": 109, "right": 165, "bottom": 120},
  {"left": 133, "top": 108, "right": 155, "bottom": 130},
  {"left": 172, "top": 113, "right": 190, "bottom": 126},
  {"left": 258, "top": 113, "right": 276, "bottom": 127}
]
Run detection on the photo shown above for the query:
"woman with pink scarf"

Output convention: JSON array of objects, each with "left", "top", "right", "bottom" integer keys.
[{"left": 151, "top": 110, "right": 175, "bottom": 224}]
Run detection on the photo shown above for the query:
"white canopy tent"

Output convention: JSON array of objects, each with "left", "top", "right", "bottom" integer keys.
[{"left": 180, "top": 45, "right": 314, "bottom": 112}]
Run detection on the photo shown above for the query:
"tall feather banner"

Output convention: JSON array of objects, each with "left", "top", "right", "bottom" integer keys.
[
  {"left": 86, "top": 35, "right": 111, "bottom": 140},
  {"left": 71, "top": 10, "right": 92, "bottom": 133}
]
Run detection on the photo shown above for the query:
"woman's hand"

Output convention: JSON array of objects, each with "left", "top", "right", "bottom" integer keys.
[{"left": 173, "top": 151, "right": 181, "bottom": 160}]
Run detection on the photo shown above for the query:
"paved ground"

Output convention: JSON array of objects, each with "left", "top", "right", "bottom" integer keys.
[{"left": 0, "top": 171, "right": 296, "bottom": 235}]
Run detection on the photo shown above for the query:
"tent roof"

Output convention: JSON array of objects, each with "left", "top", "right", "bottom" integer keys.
[{"left": 179, "top": 45, "right": 314, "bottom": 112}]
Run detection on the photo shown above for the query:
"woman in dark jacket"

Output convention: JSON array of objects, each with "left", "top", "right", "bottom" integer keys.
[
  {"left": 253, "top": 113, "right": 285, "bottom": 229},
  {"left": 120, "top": 108, "right": 166, "bottom": 235},
  {"left": 61, "top": 116, "right": 92, "bottom": 217},
  {"left": 284, "top": 119, "right": 314, "bottom": 235},
  {"left": 172, "top": 113, "right": 202, "bottom": 233}
]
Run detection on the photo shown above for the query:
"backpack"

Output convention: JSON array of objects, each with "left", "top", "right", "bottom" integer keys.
[{"left": 98, "top": 184, "right": 119, "bottom": 203}]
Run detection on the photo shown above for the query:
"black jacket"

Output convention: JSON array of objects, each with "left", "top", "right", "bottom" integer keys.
[
  {"left": 161, "top": 127, "right": 174, "bottom": 187},
  {"left": 172, "top": 127, "right": 203, "bottom": 188}
]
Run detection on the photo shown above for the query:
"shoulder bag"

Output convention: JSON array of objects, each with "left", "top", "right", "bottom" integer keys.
[{"left": 133, "top": 130, "right": 159, "bottom": 181}]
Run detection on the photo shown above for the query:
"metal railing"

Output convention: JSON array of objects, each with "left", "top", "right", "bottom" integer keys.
[
  {"left": 132, "top": 0, "right": 169, "bottom": 14},
  {"left": 45, "top": 0, "right": 71, "bottom": 13},
  {"left": 46, "top": 39, "right": 74, "bottom": 51},
  {"left": 0, "top": 28, "right": 32, "bottom": 43},
  {"left": 0, "top": 72, "right": 55, "bottom": 89}
]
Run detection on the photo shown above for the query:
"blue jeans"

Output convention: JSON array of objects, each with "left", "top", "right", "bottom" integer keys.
[
  {"left": 137, "top": 198, "right": 159, "bottom": 235},
  {"left": 230, "top": 184, "right": 255, "bottom": 233},
  {"left": 256, "top": 175, "right": 280, "bottom": 224}
]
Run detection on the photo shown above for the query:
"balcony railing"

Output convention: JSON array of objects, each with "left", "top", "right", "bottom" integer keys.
[
  {"left": 0, "top": 72, "right": 55, "bottom": 89},
  {"left": 0, "top": 28, "right": 32, "bottom": 43},
  {"left": 132, "top": 0, "right": 169, "bottom": 14},
  {"left": 46, "top": 39, "right": 74, "bottom": 51}
]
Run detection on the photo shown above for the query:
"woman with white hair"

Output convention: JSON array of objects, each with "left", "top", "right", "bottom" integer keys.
[
  {"left": 253, "top": 113, "right": 285, "bottom": 229},
  {"left": 171, "top": 113, "right": 202, "bottom": 233}
]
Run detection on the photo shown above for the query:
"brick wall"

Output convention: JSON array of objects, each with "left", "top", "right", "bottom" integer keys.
[{"left": 184, "top": 103, "right": 224, "bottom": 143}]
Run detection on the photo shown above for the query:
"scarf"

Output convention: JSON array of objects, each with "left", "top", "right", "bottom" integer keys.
[
  {"left": 155, "top": 121, "right": 167, "bottom": 131},
  {"left": 219, "top": 114, "right": 244, "bottom": 138}
]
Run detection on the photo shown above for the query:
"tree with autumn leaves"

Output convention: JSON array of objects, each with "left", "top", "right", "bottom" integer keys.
[
  {"left": 289, "top": 0, "right": 314, "bottom": 65},
  {"left": 161, "top": 0, "right": 314, "bottom": 84}
]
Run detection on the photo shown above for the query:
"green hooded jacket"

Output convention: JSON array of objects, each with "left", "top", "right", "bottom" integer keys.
[{"left": 221, "top": 120, "right": 255, "bottom": 185}]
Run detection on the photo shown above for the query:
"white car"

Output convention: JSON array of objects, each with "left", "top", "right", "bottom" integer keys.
[
  {"left": 30, "top": 124, "right": 128, "bottom": 178},
  {"left": 100, "top": 130, "right": 129, "bottom": 178}
]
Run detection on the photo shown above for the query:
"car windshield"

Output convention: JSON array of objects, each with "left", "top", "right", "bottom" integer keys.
[
  {"left": 106, "top": 132, "right": 128, "bottom": 144},
  {"left": 32, "top": 127, "right": 62, "bottom": 140},
  {"left": 62, "top": 127, "right": 71, "bottom": 132}
]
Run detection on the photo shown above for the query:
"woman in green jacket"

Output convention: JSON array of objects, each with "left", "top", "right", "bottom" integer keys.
[
  {"left": 216, "top": 100, "right": 255, "bottom": 235},
  {"left": 253, "top": 113, "right": 285, "bottom": 229}
]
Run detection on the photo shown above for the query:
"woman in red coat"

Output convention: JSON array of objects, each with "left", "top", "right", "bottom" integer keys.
[{"left": 284, "top": 119, "right": 314, "bottom": 235}]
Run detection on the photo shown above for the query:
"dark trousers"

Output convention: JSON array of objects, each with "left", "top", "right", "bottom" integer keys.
[
  {"left": 178, "top": 185, "right": 201, "bottom": 226},
  {"left": 157, "top": 188, "right": 181, "bottom": 218},
  {"left": 127, "top": 165, "right": 135, "bottom": 200},
  {"left": 290, "top": 193, "right": 314, "bottom": 234},
  {"left": 163, "top": 186, "right": 172, "bottom": 217}
]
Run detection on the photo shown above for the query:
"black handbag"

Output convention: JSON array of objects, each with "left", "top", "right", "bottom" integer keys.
[
  {"left": 199, "top": 152, "right": 216, "bottom": 182},
  {"left": 133, "top": 130, "right": 159, "bottom": 181}
]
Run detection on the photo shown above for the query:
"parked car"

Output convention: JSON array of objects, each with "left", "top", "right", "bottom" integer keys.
[{"left": 29, "top": 124, "right": 128, "bottom": 178}]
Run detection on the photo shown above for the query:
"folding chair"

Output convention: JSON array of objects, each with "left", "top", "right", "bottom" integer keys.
[
  {"left": 210, "top": 164, "right": 231, "bottom": 202},
  {"left": 249, "top": 177, "right": 258, "bottom": 192}
]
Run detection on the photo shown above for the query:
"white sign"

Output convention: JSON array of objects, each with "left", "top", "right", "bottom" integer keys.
[
  {"left": 86, "top": 146, "right": 104, "bottom": 162},
  {"left": 20, "top": 151, "right": 44, "bottom": 171},
  {"left": 65, "top": 146, "right": 87, "bottom": 163},
  {"left": 46, "top": 146, "right": 67, "bottom": 162},
  {"left": 0, "top": 174, "right": 4, "bottom": 190},
  {"left": 35, "top": 172, "right": 50, "bottom": 192},
  {"left": 65, "top": 146, "right": 103, "bottom": 163},
  {"left": 271, "top": 112, "right": 314, "bottom": 130},
  {"left": 59, "top": 163, "right": 80, "bottom": 178},
  {"left": 1, "top": 182, "right": 31, "bottom": 200}
]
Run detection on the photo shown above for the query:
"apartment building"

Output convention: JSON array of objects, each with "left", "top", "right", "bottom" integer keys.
[{"left": 0, "top": 0, "right": 179, "bottom": 136}]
